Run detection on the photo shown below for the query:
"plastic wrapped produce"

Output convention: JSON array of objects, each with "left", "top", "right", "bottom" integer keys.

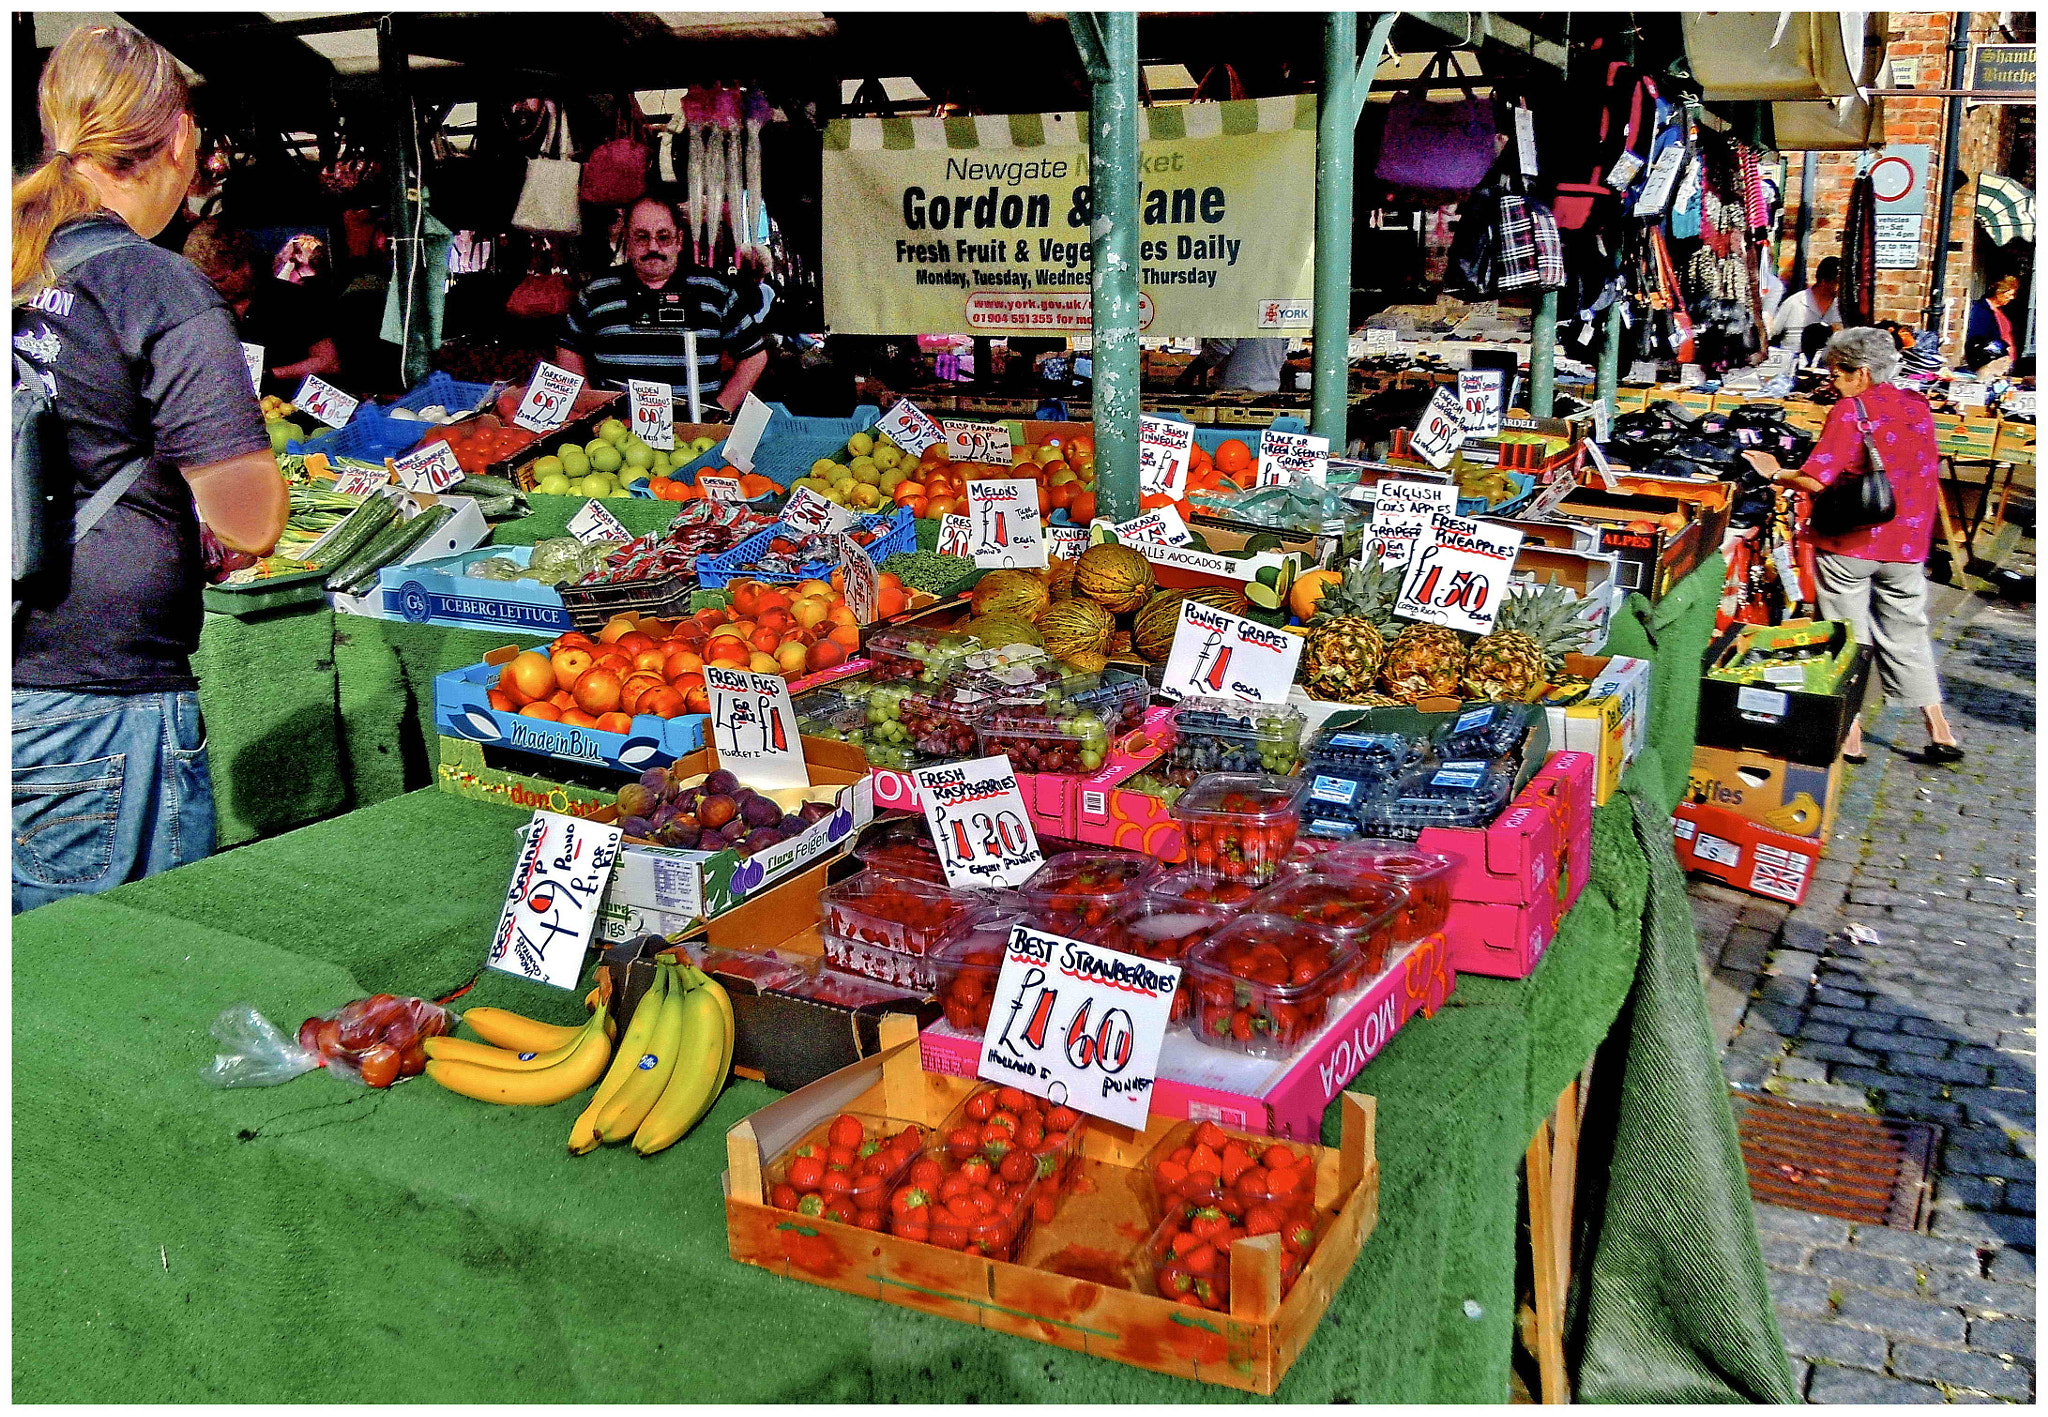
[
  {"left": 1167, "top": 698, "right": 1306, "bottom": 779},
  {"left": 1355, "top": 758, "right": 1518, "bottom": 840},
  {"left": 1312, "top": 839, "right": 1462, "bottom": 943},
  {"left": 1171, "top": 772, "right": 1307, "bottom": 885},
  {"left": 1183, "top": 914, "right": 1362, "bottom": 1057},
  {"left": 1020, "top": 850, "right": 1159, "bottom": 935},
  {"left": 1250, "top": 874, "right": 1407, "bottom": 977},
  {"left": 976, "top": 702, "right": 1113, "bottom": 775},
  {"left": 1430, "top": 702, "right": 1538, "bottom": 761},
  {"left": 866, "top": 623, "right": 984, "bottom": 686}
]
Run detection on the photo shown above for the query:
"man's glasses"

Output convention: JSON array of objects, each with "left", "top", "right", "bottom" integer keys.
[{"left": 629, "top": 230, "right": 680, "bottom": 251}]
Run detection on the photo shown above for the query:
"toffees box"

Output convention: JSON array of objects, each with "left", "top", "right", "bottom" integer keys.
[
  {"left": 919, "top": 930, "right": 1455, "bottom": 1142},
  {"left": 1671, "top": 800, "right": 1821, "bottom": 907},
  {"left": 434, "top": 643, "right": 708, "bottom": 775}
]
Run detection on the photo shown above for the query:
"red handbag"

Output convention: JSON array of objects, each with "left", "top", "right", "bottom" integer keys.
[{"left": 579, "top": 95, "right": 650, "bottom": 206}]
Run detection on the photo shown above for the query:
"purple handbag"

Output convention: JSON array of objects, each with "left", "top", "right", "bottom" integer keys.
[{"left": 1375, "top": 51, "right": 1500, "bottom": 203}]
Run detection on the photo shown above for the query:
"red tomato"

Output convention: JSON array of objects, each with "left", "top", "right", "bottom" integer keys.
[{"left": 356, "top": 1043, "right": 401, "bottom": 1089}]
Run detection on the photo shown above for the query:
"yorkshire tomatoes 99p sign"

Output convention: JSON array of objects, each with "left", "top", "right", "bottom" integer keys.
[{"left": 821, "top": 98, "right": 1316, "bottom": 337}]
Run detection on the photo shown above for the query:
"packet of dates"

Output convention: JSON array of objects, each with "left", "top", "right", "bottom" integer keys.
[{"left": 199, "top": 994, "right": 456, "bottom": 1089}]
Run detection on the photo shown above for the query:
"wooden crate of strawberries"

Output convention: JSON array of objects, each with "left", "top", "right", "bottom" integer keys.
[{"left": 725, "top": 1015, "right": 1378, "bottom": 1393}]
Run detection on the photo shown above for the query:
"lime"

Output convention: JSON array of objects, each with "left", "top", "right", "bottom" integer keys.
[
  {"left": 537, "top": 473, "right": 572, "bottom": 496},
  {"left": 597, "top": 418, "right": 629, "bottom": 445},
  {"left": 847, "top": 431, "right": 874, "bottom": 457}
]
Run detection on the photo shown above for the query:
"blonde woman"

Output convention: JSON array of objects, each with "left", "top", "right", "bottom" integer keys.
[{"left": 12, "top": 25, "right": 288, "bottom": 913}]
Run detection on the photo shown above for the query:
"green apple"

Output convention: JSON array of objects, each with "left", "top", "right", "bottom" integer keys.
[
  {"left": 622, "top": 443, "right": 655, "bottom": 471},
  {"left": 589, "top": 444, "right": 623, "bottom": 475},
  {"left": 597, "top": 418, "right": 629, "bottom": 445},
  {"left": 537, "top": 472, "right": 571, "bottom": 496}
]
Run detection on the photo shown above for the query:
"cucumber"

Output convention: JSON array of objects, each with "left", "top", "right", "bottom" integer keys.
[
  {"left": 305, "top": 494, "right": 398, "bottom": 572},
  {"left": 452, "top": 473, "right": 524, "bottom": 501},
  {"left": 326, "top": 504, "right": 454, "bottom": 594}
]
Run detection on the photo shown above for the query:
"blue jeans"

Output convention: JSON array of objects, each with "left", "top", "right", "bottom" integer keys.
[{"left": 12, "top": 688, "right": 215, "bottom": 914}]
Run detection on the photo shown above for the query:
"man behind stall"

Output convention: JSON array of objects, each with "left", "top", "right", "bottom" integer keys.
[
  {"left": 181, "top": 217, "right": 341, "bottom": 401},
  {"left": 554, "top": 189, "right": 767, "bottom": 415}
]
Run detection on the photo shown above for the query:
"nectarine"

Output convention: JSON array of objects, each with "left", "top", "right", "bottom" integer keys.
[
  {"left": 560, "top": 708, "right": 599, "bottom": 728},
  {"left": 573, "top": 668, "right": 623, "bottom": 716},
  {"left": 595, "top": 712, "right": 632, "bottom": 734},
  {"left": 519, "top": 702, "right": 562, "bottom": 721},
  {"left": 506, "top": 650, "right": 556, "bottom": 703},
  {"left": 639, "top": 687, "right": 685, "bottom": 719},
  {"left": 550, "top": 647, "right": 594, "bottom": 689}
]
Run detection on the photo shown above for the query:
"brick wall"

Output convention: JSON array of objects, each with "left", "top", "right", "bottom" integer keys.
[{"left": 1773, "top": 12, "right": 2021, "bottom": 362}]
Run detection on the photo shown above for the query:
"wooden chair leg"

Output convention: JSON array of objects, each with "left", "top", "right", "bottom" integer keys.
[{"left": 1524, "top": 1071, "right": 1587, "bottom": 1404}]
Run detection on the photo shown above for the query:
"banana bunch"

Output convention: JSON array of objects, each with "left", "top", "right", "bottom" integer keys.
[
  {"left": 421, "top": 993, "right": 615, "bottom": 1106},
  {"left": 569, "top": 957, "right": 733, "bottom": 1157}
]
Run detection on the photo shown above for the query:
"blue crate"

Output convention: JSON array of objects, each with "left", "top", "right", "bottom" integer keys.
[
  {"left": 286, "top": 408, "right": 429, "bottom": 463},
  {"left": 669, "top": 402, "right": 883, "bottom": 493},
  {"left": 391, "top": 371, "right": 497, "bottom": 417},
  {"left": 1456, "top": 471, "right": 1537, "bottom": 519},
  {"left": 696, "top": 506, "right": 916, "bottom": 588}
]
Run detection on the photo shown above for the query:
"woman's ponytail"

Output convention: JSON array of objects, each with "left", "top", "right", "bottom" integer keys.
[{"left": 12, "top": 25, "right": 188, "bottom": 300}]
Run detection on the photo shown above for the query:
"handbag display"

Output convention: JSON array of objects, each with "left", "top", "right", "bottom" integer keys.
[
  {"left": 1808, "top": 396, "right": 1898, "bottom": 539},
  {"left": 505, "top": 237, "right": 573, "bottom": 321},
  {"left": 1682, "top": 12, "right": 1877, "bottom": 102},
  {"left": 1375, "top": 51, "right": 1500, "bottom": 204},
  {"left": 512, "top": 102, "right": 582, "bottom": 236},
  {"left": 580, "top": 95, "right": 651, "bottom": 206}
]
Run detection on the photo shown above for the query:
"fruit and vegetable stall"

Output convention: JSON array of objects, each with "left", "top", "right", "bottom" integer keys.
[{"left": 18, "top": 365, "right": 1784, "bottom": 1402}]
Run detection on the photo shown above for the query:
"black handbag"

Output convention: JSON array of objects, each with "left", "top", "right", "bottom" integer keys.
[{"left": 1808, "top": 396, "right": 1898, "bottom": 539}]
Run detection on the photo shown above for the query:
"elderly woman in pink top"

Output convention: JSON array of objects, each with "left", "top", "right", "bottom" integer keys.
[{"left": 1742, "top": 327, "right": 1962, "bottom": 766}]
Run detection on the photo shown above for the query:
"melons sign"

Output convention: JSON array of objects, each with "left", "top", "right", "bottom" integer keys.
[{"left": 821, "top": 98, "right": 1316, "bottom": 337}]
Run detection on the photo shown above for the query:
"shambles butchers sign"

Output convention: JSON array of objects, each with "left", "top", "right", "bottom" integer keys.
[{"left": 821, "top": 98, "right": 1316, "bottom": 337}]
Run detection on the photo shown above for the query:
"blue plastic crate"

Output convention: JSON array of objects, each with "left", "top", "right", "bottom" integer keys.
[
  {"left": 391, "top": 371, "right": 497, "bottom": 417},
  {"left": 1456, "top": 471, "right": 1537, "bottom": 519},
  {"left": 670, "top": 402, "right": 883, "bottom": 493},
  {"left": 286, "top": 408, "right": 430, "bottom": 463},
  {"left": 696, "top": 505, "right": 916, "bottom": 588}
]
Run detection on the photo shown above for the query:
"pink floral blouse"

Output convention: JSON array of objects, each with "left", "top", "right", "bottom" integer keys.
[{"left": 1801, "top": 382, "right": 1941, "bottom": 564}]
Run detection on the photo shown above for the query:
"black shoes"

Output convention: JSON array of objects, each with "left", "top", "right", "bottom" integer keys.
[{"left": 1921, "top": 743, "right": 1966, "bottom": 765}]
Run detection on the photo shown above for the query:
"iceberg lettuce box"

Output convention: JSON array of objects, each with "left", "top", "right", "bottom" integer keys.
[
  {"left": 434, "top": 642, "right": 709, "bottom": 773},
  {"left": 321, "top": 490, "right": 491, "bottom": 619},
  {"left": 363, "top": 542, "right": 575, "bottom": 635},
  {"left": 599, "top": 734, "right": 876, "bottom": 935}
]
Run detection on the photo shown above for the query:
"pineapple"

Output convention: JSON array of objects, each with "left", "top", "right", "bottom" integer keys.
[
  {"left": 1299, "top": 554, "right": 1401, "bottom": 703},
  {"left": 1378, "top": 623, "right": 1470, "bottom": 703},
  {"left": 1461, "top": 583, "right": 1597, "bottom": 702}
]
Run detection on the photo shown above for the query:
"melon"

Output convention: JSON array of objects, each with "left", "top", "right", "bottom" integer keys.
[
  {"left": 1037, "top": 598, "right": 1115, "bottom": 660},
  {"left": 969, "top": 568, "right": 1051, "bottom": 624},
  {"left": 963, "top": 614, "right": 1043, "bottom": 650},
  {"left": 1045, "top": 555, "right": 1078, "bottom": 603},
  {"left": 1065, "top": 650, "right": 1110, "bottom": 675},
  {"left": 1073, "top": 543, "right": 1154, "bottom": 613},
  {"left": 1131, "top": 586, "right": 1252, "bottom": 662}
]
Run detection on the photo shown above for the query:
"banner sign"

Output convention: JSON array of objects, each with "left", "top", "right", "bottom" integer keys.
[{"left": 821, "top": 97, "right": 1318, "bottom": 337}]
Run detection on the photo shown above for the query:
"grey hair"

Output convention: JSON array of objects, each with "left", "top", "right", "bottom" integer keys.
[{"left": 1824, "top": 326, "right": 1901, "bottom": 384}]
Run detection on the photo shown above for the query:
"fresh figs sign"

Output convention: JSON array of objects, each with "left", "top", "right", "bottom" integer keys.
[
  {"left": 705, "top": 666, "right": 809, "bottom": 790},
  {"left": 977, "top": 924, "right": 1178, "bottom": 1129},
  {"left": 489, "top": 811, "right": 623, "bottom": 990}
]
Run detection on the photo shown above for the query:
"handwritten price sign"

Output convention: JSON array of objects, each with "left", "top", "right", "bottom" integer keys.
[
  {"left": 294, "top": 375, "right": 359, "bottom": 429},
  {"left": 391, "top": 440, "right": 464, "bottom": 492},
  {"left": 911, "top": 754, "right": 1044, "bottom": 890},
  {"left": 1047, "top": 522, "right": 1093, "bottom": 563},
  {"left": 722, "top": 393, "right": 773, "bottom": 472},
  {"left": 943, "top": 419, "right": 1013, "bottom": 466},
  {"left": 1255, "top": 429, "right": 1331, "bottom": 487},
  {"left": 840, "top": 533, "right": 879, "bottom": 624},
  {"left": 1366, "top": 478, "right": 1460, "bottom": 570},
  {"left": 1159, "top": 597, "right": 1303, "bottom": 704},
  {"left": 698, "top": 474, "right": 746, "bottom": 502},
  {"left": 512, "top": 361, "right": 585, "bottom": 434},
  {"left": 1457, "top": 370, "right": 1505, "bottom": 438},
  {"left": 488, "top": 811, "right": 624, "bottom": 990},
  {"left": 627, "top": 379, "right": 675, "bottom": 450},
  {"left": 705, "top": 666, "right": 808, "bottom": 789},
  {"left": 1137, "top": 415, "right": 1195, "bottom": 499},
  {"left": 966, "top": 477, "right": 1046, "bottom": 569},
  {"left": 241, "top": 343, "right": 265, "bottom": 392},
  {"left": 937, "top": 513, "right": 975, "bottom": 558},
  {"left": 329, "top": 466, "right": 389, "bottom": 496},
  {"left": 1393, "top": 512, "right": 1525, "bottom": 635},
  {"left": 1408, "top": 385, "right": 1469, "bottom": 469},
  {"left": 878, "top": 398, "right": 945, "bottom": 458},
  {"left": 977, "top": 923, "right": 1177, "bottom": 1128},
  {"left": 1114, "top": 504, "right": 1193, "bottom": 548},
  {"left": 784, "top": 485, "right": 858, "bottom": 536},
  {"left": 566, "top": 498, "right": 630, "bottom": 545}
]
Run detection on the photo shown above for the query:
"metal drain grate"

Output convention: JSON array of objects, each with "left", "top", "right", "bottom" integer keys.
[{"left": 1730, "top": 1092, "right": 1941, "bottom": 1230}]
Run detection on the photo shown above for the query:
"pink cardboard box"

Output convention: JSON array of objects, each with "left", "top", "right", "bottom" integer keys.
[{"left": 918, "top": 930, "right": 1455, "bottom": 1141}]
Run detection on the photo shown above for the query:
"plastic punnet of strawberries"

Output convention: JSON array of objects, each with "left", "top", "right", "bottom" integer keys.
[
  {"left": 1019, "top": 851, "right": 1157, "bottom": 936},
  {"left": 766, "top": 1113, "right": 925, "bottom": 1228},
  {"left": 1144, "top": 866, "right": 1263, "bottom": 909},
  {"left": 1151, "top": 1201, "right": 1319, "bottom": 1310},
  {"left": 1081, "top": 898, "right": 1231, "bottom": 1024},
  {"left": 1184, "top": 915, "right": 1362, "bottom": 1056},
  {"left": 940, "top": 1084, "right": 1084, "bottom": 1202},
  {"left": 1170, "top": 773, "right": 1305, "bottom": 885},
  {"left": 887, "top": 1148, "right": 1042, "bottom": 1261},
  {"left": 821, "top": 869, "right": 978, "bottom": 957}
]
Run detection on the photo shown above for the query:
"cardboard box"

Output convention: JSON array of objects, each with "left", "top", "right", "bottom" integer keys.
[
  {"left": 1697, "top": 633, "right": 1873, "bottom": 767},
  {"left": 1705, "top": 619, "right": 1858, "bottom": 694},
  {"left": 601, "top": 861, "right": 937, "bottom": 1092},
  {"left": 320, "top": 491, "right": 492, "bottom": 619},
  {"left": 920, "top": 932, "right": 1451, "bottom": 1143},
  {"left": 601, "top": 735, "right": 876, "bottom": 929},
  {"left": 1993, "top": 419, "right": 2035, "bottom": 464},
  {"left": 435, "top": 643, "right": 709, "bottom": 772},
  {"left": 1512, "top": 544, "right": 1624, "bottom": 647},
  {"left": 726, "top": 1030, "right": 1381, "bottom": 1394},
  {"left": 1934, "top": 411, "right": 1998, "bottom": 460},
  {"left": 435, "top": 733, "right": 632, "bottom": 818},
  {"left": 1683, "top": 745, "right": 1843, "bottom": 840},
  {"left": 1545, "top": 653, "right": 1652, "bottom": 805},
  {"left": 1550, "top": 486, "right": 1722, "bottom": 601},
  {"left": 1671, "top": 800, "right": 1821, "bottom": 906},
  {"left": 357, "top": 542, "right": 575, "bottom": 636}
]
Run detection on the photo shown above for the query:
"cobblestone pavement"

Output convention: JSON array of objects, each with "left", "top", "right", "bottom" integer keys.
[{"left": 1691, "top": 585, "right": 2036, "bottom": 1403}]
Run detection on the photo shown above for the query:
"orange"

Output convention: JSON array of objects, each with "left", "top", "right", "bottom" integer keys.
[{"left": 505, "top": 650, "right": 556, "bottom": 704}]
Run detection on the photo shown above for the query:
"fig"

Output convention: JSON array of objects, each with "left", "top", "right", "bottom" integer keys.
[
  {"left": 798, "top": 800, "right": 833, "bottom": 826},
  {"left": 661, "top": 822, "right": 702, "bottom": 850},
  {"left": 742, "top": 795, "right": 782, "bottom": 828},
  {"left": 616, "top": 783, "right": 656, "bottom": 818},
  {"left": 674, "top": 785, "right": 703, "bottom": 816},
  {"left": 703, "top": 769, "right": 740, "bottom": 796},
  {"left": 640, "top": 768, "right": 670, "bottom": 794},
  {"left": 697, "top": 793, "right": 738, "bottom": 829},
  {"left": 620, "top": 815, "right": 653, "bottom": 838},
  {"left": 739, "top": 827, "right": 785, "bottom": 856}
]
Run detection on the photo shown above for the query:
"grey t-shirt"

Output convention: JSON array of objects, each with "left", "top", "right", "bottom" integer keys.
[
  {"left": 1202, "top": 337, "right": 1289, "bottom": 393},
  {"left": 14, "top": 215, "right": 270, "bottom": 692}
]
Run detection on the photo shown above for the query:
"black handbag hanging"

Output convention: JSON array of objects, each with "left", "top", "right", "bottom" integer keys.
[{"left": 1808, "top": 396, "right": 1898, "bottom": 538}]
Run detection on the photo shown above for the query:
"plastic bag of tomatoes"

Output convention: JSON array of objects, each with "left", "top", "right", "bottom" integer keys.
[{"left": 199, "top": 994, "right": 457, "bottom": 1089}]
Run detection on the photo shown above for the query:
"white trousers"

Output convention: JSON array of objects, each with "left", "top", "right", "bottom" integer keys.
[{"left": 1814, "top": 554, "right": 1944, "bottom": 710}]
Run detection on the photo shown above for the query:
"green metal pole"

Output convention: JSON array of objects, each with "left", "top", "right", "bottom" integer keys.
[
  {"left": 1311, "top": 12, "right": 1358, "bottom": 447},
  {"left": 1595, "top": 299, "right": 1623, "bottom": 420},
  {"left": 1529, "top": 289, "right": 1558, "bottom": 417},
  {"left": 1071, "top": 11, "right": 1142, "bottom": 525}
]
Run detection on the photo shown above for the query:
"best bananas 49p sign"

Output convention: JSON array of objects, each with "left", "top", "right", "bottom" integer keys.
[{"left": 822, "top": 98, "right": 1316, "bottom": 337}]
